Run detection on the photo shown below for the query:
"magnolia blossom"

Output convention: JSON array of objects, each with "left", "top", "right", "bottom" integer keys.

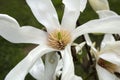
[
  {"left": 86, "top": 0, "right": 120, "bottom": 80},
  {"left": 1, "top": 0, "right": 88, "bottom": 80},
  {"left": 85, "top": 34, "right": 120, "bottom": 80},
  {"left": 1, "top": 0, "right": 120, "bottom": 80}
]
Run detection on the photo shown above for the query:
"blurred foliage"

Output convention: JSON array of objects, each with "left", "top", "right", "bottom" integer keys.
[{"left": 0, "top": 0, "right": 120, "bottom": 80}]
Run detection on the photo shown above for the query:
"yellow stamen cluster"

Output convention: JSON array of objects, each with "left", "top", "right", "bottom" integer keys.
[{"left": 48, "top": 29, "right": 71, "bottom": 50}]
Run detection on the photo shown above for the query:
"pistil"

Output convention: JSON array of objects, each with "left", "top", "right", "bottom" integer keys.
[{"left": 48, "top": 29, "right": 71, "bottom": 50}]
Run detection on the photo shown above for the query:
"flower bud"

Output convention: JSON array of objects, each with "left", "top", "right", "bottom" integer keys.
[{"left": 89, "top": 0, "right": 110, "bottom": 11}]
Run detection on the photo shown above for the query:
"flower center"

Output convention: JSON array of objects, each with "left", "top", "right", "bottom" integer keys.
[{"left": 48, "top": 29, "right": 71, "bottom": 50}]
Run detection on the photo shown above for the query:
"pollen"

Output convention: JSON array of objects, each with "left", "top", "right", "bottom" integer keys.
[{"left": 48, "top": 29, "right": 71, "bottom": 50}]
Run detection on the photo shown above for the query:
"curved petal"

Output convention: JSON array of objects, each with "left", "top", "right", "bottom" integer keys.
[
  {"left": 61, "top": 0, "right": 87, "bottom": 31},
  {"left": 20, "top": 26, "right": 48, "bottom": 44},
  {"left": 5, "top": 45, "right": 54, "bottom": 80},
  {"left": 26, "top": 0, "right": 60, "bottom": 32},
  {"left": 89, "top": 0, "right": 109, "bottom": 11},
  {"left": 44, "top": 52, "right": 60, "bottom": 80},
  {"left": 100, "top": 41, "right": 120, "bottom": 55},
  {"left": 99, "top": 42, "right": 120, "bottom": 79},
  {"left": 101, "top": 34, "right": 115, "bottom": 50},
  {"left": 60, "top": 45, "right": 82, "bottom": 80},
  {"left": 97, "top": 10, "right": 118, "bottom": 18},
  {"left": 96, "top": 64, "right": 117, "bottom": 80},
  {"left": 79, "top": 0, "right": 87, "bottom": 12},
  {"left": 72, "top": 16, "right": 120, "bottom": 41},
  {"left": 62, "top": 0, "right": 87, "bottom": 12},
  {"left": 100, "top": 41, "right": 120, "bottom": 65},
  {"left": 100, "top": 52, "right": 120, "bottom": 66},
  {"left": 61, "top": 8, "right": 80, "bottom": 31},
  {"left": 71, "top": 76, "right": 83, "bottom": 80},
  {"left": 55, "top": 59, "right": 63, "bottom": 78},
  {"left": 29, "top": 58, "right": 44, "bottom": 80},
  {"left": 0, "top": 14, "right": 47, "bottom": 44}
]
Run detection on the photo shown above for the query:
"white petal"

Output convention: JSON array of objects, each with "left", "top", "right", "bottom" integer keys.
[
  {"left": 5, "top": 45, "right": 54, "bottom": 80},
  {"left": 70, "top": 75, "right": 83, "bottom": 80},
  {"left": 61, "top": 8, "right": 80, "bottom": 31},
  {"left": 60, "top": 45, "right": 82, "bottom": 80},
  {"left": 96, "top": 64, "right": 116, "bottom": 80},
  {"left": 73, "top": 16, "right": 120, "bottom": 41},
  {"left": 89, "top": 0, "right": 109, "bottom": 11},
  {"left": 99, "top": 40, "right": 120, "bottom": 76},
  {"left": 97, "top": 10, "right": 118, "bottom": 18},
  {"left": 100, "top": 41, "right": 120, "bottom": 65},
  {"left": 0, "top": 14, "right": 47, "bottom": 44},
  {"left": 62, "top": 0, "right": 87, "bottom": 11},
  {"left": 20, "top": 26, "right": 48, "bottom": 44},
  {"left": 26, "top": 0, "right": 60, "bottom": 32},
  {"left": 44, "top": 52, "right": 60, "bottom": 80},
  {"left": 79, "top": 0, "right": 87, "bottom": 12},
  {"left": 61, "top": 0, "right": 87, "bottom": 31},
  {"left": 29, "top": 58, "right": 44, "bottom": 80},
  {"left": 101, "top": 41, "right": 120, "bottom": 55},
  {"left": 101, "top": 34, "right": 115, "bottom": 49},
  {"left": 55, "top": 59, "right": 63, "bottom": 77},
  {"left": 100, "top": 51, "right": 120, "bottom": 66}
]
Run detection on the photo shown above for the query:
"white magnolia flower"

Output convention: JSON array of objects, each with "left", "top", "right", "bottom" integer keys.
[
  {"left": 1, "top": 0, "right": 87, "bottom": 80},
  {"left": 1, "top": 0, "right": 120, "bottom": 80},
  {"left": 84, "top": 34, "right": 120, "bottom": 80},
  {"left": 85, "top": 1, "right": 120, "bottom": 79}
]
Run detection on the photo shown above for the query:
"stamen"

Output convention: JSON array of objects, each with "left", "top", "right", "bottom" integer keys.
[{"left": 48, "top": 29, "right": 71, "bottom": 50}]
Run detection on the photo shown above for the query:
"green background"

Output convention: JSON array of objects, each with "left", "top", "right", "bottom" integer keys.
[{"left": 0, "top": 0, "right": 120, "bottom": 80}]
